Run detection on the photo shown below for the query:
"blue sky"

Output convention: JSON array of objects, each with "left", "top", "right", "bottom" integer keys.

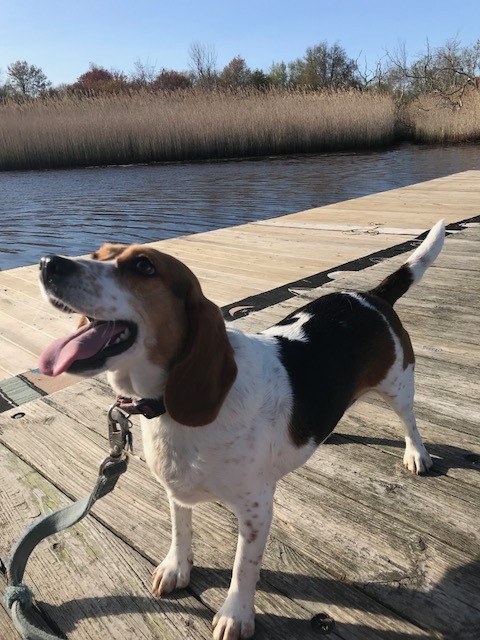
[{"left": 1, "top": 0, "right": 479, "bottom": 86}]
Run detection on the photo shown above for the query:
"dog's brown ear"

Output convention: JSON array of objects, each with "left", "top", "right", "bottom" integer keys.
[
  {"left": 91, "top": 243, "right": 127, "bottom": 261},
  {"left": 164, "top": 291, "right": 237, "bottom": 427}
]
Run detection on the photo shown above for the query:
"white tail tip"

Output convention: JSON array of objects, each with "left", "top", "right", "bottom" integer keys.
[{"left": 406, "top": 220, "right": 445, "bottom": 283}]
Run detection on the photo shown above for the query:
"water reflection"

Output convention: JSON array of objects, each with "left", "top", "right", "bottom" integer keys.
[{"left": 1, "top": 143, "right": 479, "bottom": 269}]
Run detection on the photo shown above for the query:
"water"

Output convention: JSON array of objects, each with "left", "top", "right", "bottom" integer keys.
[{"left": 1, "top": 143, "right": 479, "bottom": 270}]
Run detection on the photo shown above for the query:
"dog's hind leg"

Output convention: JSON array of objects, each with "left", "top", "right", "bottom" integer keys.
[
  {"left": 378, "top": 363, "right": 433, "bottom": 475},
  {"left": 152, "top": 497, "right": 194, "bottom": 596}
]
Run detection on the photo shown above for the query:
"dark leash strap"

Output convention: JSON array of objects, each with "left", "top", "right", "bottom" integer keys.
[{"left": 3, "top": 405, "right": 132, "bottom": 640}]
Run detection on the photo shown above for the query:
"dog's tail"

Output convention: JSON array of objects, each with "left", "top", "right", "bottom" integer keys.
[{"left": 369, "top": 220, "right": 445, "bottom": 306}]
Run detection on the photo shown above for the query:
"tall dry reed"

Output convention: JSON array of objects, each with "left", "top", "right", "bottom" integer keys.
[
  {"left": 406, "top": 89, "right": 480, "bottom": 143},
  {"left": 0, "top": 89, "right": 396, "bottom": 171}
]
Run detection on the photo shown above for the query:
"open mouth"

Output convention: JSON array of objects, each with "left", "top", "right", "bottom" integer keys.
[{"left": 39, "top": 319, "right": 137, "bottom": 376}]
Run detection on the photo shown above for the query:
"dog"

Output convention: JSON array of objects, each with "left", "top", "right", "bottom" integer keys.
[{"left": 38, "top": 220, "right": 445, "bottom": 640}]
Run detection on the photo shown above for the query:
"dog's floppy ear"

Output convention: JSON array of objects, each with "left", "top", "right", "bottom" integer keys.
[{"left": 164, "top": 290, "right": 237, "bottom": 427}]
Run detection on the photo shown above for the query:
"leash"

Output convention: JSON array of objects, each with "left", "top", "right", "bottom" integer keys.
[
  {"left": 115, "top": 395, "right": 166, "bottom": 419},
  {"left": 3, "top": 404, "right": 133, "bottom": 640}
]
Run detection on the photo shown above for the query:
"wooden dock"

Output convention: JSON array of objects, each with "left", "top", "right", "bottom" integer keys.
[{"left": 1, "top": 170, "right": 479, "bottom": 639}]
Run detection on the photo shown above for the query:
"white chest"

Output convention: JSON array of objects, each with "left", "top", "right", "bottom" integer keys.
[{"left": 140, "top": 415, "right": 215, "bottom": 504}]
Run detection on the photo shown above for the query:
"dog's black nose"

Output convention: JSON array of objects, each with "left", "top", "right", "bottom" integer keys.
[{"left": 39, "top": 255, "right": 76, "bottom": 282}]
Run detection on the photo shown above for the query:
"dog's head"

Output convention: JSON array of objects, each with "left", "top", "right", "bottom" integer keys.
[{"left": 39, "top": 244, "right": 237, "bottom": 426}]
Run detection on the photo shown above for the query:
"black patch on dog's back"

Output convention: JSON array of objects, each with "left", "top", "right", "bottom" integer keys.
[{"left": 275, "top": 292, "right": 394, "bottom": 447}]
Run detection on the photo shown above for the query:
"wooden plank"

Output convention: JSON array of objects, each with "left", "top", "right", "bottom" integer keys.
[
  {"left": 0, "top": 270, "right": 42, "bottom": 299},
  {"left": 305, "top": 431, "right": 479, "bottom": 554},
  {"left": 0, "top": 602, "right": 27, "bottom": 640},
  {"left": 0, "top": 443, "right": 213, "bottom": 640},
  {"left": 0, "top": 311, "right": 61, "bottom": 365},
  {"left": 274, "top": 469, "right": 480, "bottom": 638},
  {"left": 276, "top": 207, "right": 471, "bottom": 228},
  {"left": 150, "top": 233, "right": 394, "bottom": 271},
  {"left": 0, "top": 365, "right": 12, "bottom": 379},
  {"left": 254, "top": 221, "right": 431, "bottom": 235},
  {"left": 0, "top": 336, "right": 39, "bottom": 378},
  {"left": 0, "top": 285, "right": 76, "bottom": 338}
]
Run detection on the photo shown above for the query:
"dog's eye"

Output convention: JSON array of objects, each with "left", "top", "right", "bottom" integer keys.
[{"left": 133, "top": 257, "right": 156, "bottom": 276}]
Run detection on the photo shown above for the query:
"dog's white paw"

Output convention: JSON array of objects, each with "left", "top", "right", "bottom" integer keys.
[
  {"left": 404, "top": 443, "right": 433, "bottom": 475},
  {"left": 151, "top": 552, "right": 193, "bottom": 597},
  {"left": 212, "top": 596, "right": 255, "bottom": 640}
]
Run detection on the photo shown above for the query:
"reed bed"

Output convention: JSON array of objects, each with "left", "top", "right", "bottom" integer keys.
[
  {"left": 407, "top": 89, "right": 480, "bottom": 143},
  {"left": 0, "top": 89, "right": 396, "bottom": 171},
  {"left": 2, "top": 88, "right": 478, "bottom": 171}
]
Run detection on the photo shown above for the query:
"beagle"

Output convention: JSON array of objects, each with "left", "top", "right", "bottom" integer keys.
[{"left": 39, "top": 220, "right": 445, "bottom": 640}]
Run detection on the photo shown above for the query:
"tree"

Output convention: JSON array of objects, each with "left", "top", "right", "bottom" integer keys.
[
  {"left": 188, "top": 41, "right": 217, "bottom": 89},
  {"left": 289, "top": 42, "right": 359, "bottom": 90},
  {"left": 268, "top": 62, "right": 288, "bottom": 88},
  {"left": 220, "top": 56, "right": 251, "bottom": 89},
  {"left": 74, "top": 63, "right": 128, "bottom": 93},
  {"left": 355, "top": 56, "right": 388, "bottom": 92},
  {"left": 7, "top": 60, "right": 51, "bottom": 97},
  {"left": 249, "top": 69, "right": 270, "bottom": 90},
  {"left": 386, "top": 38, "right": 480, "bottom": 106},
  {"left": 153, "top": 69, "right": 192, "bottom": 91},
  {"left": 75, "top": 64, "right": 113, "bottom": 91},
  {"left": 130, "top": 58, "right": 157, "bottom": 88}
]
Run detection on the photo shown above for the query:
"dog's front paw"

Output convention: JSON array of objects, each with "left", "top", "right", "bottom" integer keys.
[
  {"left": 404, "top": 443, "right": 433, "bottom": 475},
  {"left": 152, "top": 551, "right": 193, "bottom": 597},
  {"left": 212, "top": 596, "right": 255, "bottom": 640}
]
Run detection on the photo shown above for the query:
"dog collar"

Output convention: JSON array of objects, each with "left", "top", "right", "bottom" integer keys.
[{"left": 116, "top": 395, "right": 166, "bottom": 419}]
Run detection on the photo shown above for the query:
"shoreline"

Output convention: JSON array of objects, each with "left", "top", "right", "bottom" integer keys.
[{"left": 1, "top": 139, "right": 478, "bottom": 175}]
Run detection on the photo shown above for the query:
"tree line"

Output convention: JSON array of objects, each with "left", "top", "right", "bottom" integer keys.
[{"left": 2, "top": 38, "right": 480, "bottom": 108}]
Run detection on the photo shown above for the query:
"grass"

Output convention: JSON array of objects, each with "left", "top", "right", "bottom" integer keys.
[
  {"left": 1, "top": 87, "right": 479, "bottom": 171},
  {"left": 406, "top": 89, "right": 480, "bottom": 143},
  {"left": 0, "top": 89, "right": 396, "bottom": 171}
]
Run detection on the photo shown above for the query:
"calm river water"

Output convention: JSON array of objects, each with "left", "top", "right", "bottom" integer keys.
[{"left": 1, "top": 143, "right": 479, "bottom": 270}]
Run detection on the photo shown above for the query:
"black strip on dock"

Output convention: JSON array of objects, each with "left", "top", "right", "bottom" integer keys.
[{"left": 222, "top": 215, "right": 480, "bottom": 320}]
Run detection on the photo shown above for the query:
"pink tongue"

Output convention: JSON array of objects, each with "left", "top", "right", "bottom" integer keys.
[{"left": 39, "top": 321, "right": 128, "bottom": 376}]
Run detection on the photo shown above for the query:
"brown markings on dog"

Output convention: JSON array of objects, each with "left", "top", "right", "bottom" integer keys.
[
  {"left": 352, "top": 321, "right": 396, "bottom": 399},
  {"left": 353, "top": 296, "right": 414, "bottom": 398}
]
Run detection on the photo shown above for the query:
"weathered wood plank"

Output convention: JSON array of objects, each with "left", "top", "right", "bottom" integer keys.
[
  {"left": 274, "top": 471, "right": 480, "bottom": 638},
  {"left": 0, "top": 444, "right": 213, "bottom": 640},
  {"left": 0, "top": 269, "right": 42, "bottom": 299},
  {"left": 305, "top": 431, "right": 479, "bottom": 553},
  {"left": 0, "top": 309, "right": 58, "bottom": 357},
  {"left": 0, "top": 284, "right": 76, "bottom": 338},
  {"left": 0, "top": 335, "right": 38, "bottom": 378},
  {"left": 0, "top": 601, "right": 28, "bottom": 640}
]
